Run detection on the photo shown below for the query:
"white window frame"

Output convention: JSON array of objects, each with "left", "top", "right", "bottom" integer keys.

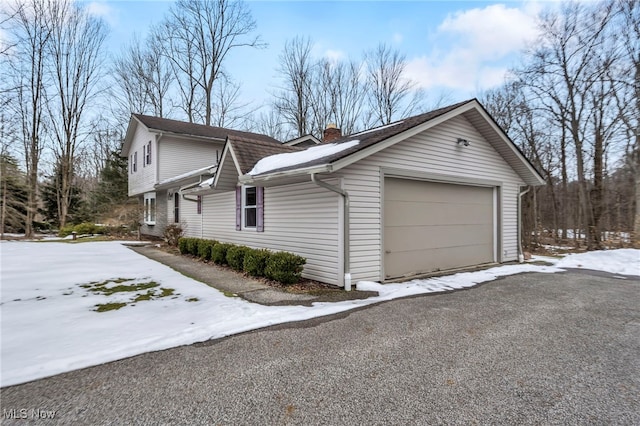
[
  {"left": 144, "top": 192, "right": 156, "bottom": 225},
  {"left": 145, "top": 141, "right": 151, "bottom": 165},
  {"left": 242, "top": 185, "right": 257, "bottom": 229}
]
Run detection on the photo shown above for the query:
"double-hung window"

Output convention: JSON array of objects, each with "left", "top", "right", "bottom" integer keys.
[
  {"left": 145, "top": 141, "right": 152, "bottom": 165},
  {"left": 236, "top": 186, "right": 263, "bottom": 232},
  {"left": 144, "top": 192, "right": 156, "bottom": 225},
  {"left": 243, "top": 186, "right": 257, "bottom": 228}
]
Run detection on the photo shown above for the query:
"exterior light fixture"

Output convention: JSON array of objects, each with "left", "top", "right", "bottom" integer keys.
[{"left": 457, "top": 138, "right": 470, "bottom": 147}]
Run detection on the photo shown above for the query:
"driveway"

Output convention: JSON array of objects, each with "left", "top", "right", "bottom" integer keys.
[{"left": 2, "top": 270, "right": 638, "bottom": 425}]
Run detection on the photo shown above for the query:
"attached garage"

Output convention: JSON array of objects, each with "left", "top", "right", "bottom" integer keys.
[{"left": 384, "top": 177, "right": 496, "bottom": 280}]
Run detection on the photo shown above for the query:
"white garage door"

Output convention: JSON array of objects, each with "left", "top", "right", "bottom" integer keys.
[{"left": 384, "top": 177, "right": 495, "bottom": 280}]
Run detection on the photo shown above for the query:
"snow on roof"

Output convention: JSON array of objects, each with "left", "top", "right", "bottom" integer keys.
[
  {"left": 157, "top": 164, "right": 216, "bottom": 186},
  {"left": 248, "top": 140, "right": 360, "bottom": 176},
  {"left": 351, "top": 121, "right": 404, "bottom": 136},
  {"left": 199, "top": 177, "right": 214, "bottom": 187}
]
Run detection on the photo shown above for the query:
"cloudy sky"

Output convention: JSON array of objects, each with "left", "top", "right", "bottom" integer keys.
[{"left": 85, "top": 0, "right": 546, "bottom": 106}]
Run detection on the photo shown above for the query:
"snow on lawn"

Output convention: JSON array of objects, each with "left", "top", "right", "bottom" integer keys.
[
  {"left": 553, "top": 249, "right": 640, "bottom": 276},
  {"left": 0, "top": 242, "right": 636, "bottom": 387},
  {"left": 248, "top": 140, "right": 359, "bottom": 175}
]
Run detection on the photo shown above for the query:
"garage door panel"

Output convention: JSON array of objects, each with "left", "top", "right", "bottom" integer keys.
[
  {"left": 385, "top": 178, "right": 492, "bottom": 204},
  {"left": 385, "top": 224, "right": 493, "bottom": 252},
  {"left": 385, "top": 201, "right": 493, "bottom": 227},
  {"left": 384, "top": 177, "right": 495, "bottom": 280},
  {"left": 386, "top": 244, "right": 495, "bottom": 277}
]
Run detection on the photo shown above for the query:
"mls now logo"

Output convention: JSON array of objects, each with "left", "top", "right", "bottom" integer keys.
[{"left": 3, "top": 409, "right": 56, "bottom": 419}]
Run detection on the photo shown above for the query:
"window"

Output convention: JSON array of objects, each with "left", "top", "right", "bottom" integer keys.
[
  {"left": 145, "top": 141, "right": 152, "bottom": 165},
  {"left": 197, "top": 196, "right": 202, "bottom": 215},
  {"left": 133, "top": 151, "right": 138, "bottom": 173},
  {"left": 173, "top": 193, "right": 180, "bottom": 223},
  {"left": 243, "top": 186, "right": 257, "bottom": 228},
  {"left": 236, "top": 186, "right": 263, "bottom": 231},
  {"left": 144, "top": 192, "right": 156, "bottom": 224}
]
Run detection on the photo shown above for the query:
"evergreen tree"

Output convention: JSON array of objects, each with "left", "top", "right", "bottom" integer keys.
[
  {"left": 39, "top": 164, "right": 88, "bottom": 227},
  {"left": 90, "top": 149, "right": 130, "bottom": 217},
  {"left": 1, "top": 154, "right": 29, "bottom": 234}
]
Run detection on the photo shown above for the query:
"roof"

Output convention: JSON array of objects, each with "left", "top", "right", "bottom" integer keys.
[
  {"left": 240, "top": 99, "right": 545, "bottom": 186},
  {"left": 247, "top": 100, "right": 473, "bottom": 177},
  {"left": 228, "top": 136, "right": 302, "bottom": 174},
  {"left": 133, "top": 114, "right": 281, "bottom": 144},
  {"left": 121, "top": 113, "right": 281, "bottom": 157}
]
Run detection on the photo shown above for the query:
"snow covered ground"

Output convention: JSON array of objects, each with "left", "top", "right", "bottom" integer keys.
[{"left": 1, "top": 241, "right": 637, "bottom": 387}]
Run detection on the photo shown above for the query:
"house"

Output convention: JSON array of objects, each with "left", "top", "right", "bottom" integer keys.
[
  {"left": 121, "top": 113, "right": 282, "bottom": 238},
  {"left": 122, "top": 99, "right": 545, "bottom": 288}
]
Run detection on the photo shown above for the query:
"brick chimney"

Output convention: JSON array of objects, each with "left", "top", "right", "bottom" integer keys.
[{"left": 323, "top": 124, "right": 342, "bottom": 143}]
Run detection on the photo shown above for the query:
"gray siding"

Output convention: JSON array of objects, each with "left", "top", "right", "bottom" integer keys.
[
  {"left": 158, "top": 137, "right": 221, "bottom": 182},
  {"left": 201, "top": 180, "right": 341, "bottom": 285},
  {"left": 139, "top": 191, "right": 167, "bottom": 238},
  {"left": 340, "top": 115, "right": 525, "bottom": 282},
  {"left": 128, "top": 125, "right": 157, "bottom": 196}
]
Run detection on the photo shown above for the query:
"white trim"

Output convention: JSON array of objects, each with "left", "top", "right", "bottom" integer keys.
[
  {"left": 241, "top": 185, "right": 257, "bottom": 230},
  {"left": 143, "top": 192, "right": 156, "bottom": 225},
  {"left": 493, "top": 187, "right": 498, "bottom": 263}
]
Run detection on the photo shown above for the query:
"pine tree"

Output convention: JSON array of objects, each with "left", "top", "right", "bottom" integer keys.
[{"left": 1, "top": 154, "right": 29, "bottom": 234}]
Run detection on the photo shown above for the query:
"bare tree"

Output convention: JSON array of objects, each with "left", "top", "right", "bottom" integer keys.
[
  {"left": 161, "top": 0, "right": 263, "bottom": 125},
  {"left": 46, "top": 0, "right": 107, "bottom": 228},
  {"left": 364, "top": 43, "right": 423, "bottom": 126},
  {"left": 614, "top": 0, "right": 640, "bottom": 246},
  {"left": 273, "top": 36, "right": 314, "bottom": 137},
  {"left": 4, "top": 0, "right": 52, "bottom": 237},
  {"left": 516, "top": 2, "right": 618, "bottom": 250}
]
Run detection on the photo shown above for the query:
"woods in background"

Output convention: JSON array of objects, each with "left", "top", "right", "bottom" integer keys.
[{"left": 0, "top": 0, "right": 638, "bottom": 250}]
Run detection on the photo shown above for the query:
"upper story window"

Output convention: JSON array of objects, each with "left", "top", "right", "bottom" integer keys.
[
  {"left": 133, "top": 151, "right": 138, "bottom": 173},
  {"left": 144, "top": 141, "right": 152, "bottom": 166}
]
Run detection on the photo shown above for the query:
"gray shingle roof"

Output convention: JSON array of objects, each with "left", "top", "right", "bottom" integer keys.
[
  {"left": 228, "top": 136, "right": 302, "bottom": 174},
  {"left": 249, "top": 100, "right": 474, "bottom": 176},
  {"left": 133, "top": 114, "right": 281, "bottom": 145}
]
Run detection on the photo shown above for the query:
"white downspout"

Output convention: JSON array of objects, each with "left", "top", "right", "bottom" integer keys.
[
  {"left": 311, "top": 174, "right": 351, "bottom": 291},
  {"left": 518, "top": 186, "right": 530, "bottom": 263}
]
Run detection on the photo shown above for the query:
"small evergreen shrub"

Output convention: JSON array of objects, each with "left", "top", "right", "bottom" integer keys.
[
  {"left": 211, "top": 243, "right": 232, "bottom": 265},
  {"left": 186, "top": 238, "right": 199, "bottom": 256},
  {"left": 264, "top": 251, "right": 306, "bottom": 285},
  {"left": 226, "top": 245, "right": 250, "bottom": 271},
  {"left": 197, "top": 239, "right": 216, "bottom": 260},
  {"left": 178, "top": 238, "right": 189, "bottom": 254},
  {"left": 59, "top": 222, "right": 104, "bottom": 237},
  {"left": 243, "top": 248, "right": 270, "bottom": 277},
  {"left": 164, "top": 224, "right": 184, "bottom": 247}
]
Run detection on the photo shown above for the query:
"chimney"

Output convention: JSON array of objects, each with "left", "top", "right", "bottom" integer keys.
[{"left": 323, "top": 123, "right": 342, "bottom": 143}]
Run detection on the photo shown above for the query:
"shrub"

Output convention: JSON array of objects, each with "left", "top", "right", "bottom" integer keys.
[
  {"left": 226, "top": 245, "right": 250, "bottom": 271},
  {"left": 197, "top": 239, "right": 216, "bottom": 260},
  {"left": 264, "top": 251, "right": 306, "bottom": 285},
  {"left": 164, "top": 224, "right": 184, "bottom": 247},
  {"left": 178, "top": 238, "right": 189, "bottom": 254},
  {"left": 186, "top": 238, "right": 199, "bottom": 256},
  {"left": 59, "top": 222, "right": 104, "bottom": 237},
  {"left": 211, "top": 243, "right": 232, "bottom": 265},
  {"left": 243, "top": 248, "right": 271, "bottom": 277}
]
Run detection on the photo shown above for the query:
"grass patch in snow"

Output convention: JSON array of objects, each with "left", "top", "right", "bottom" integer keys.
[
  {"left": 95, "top": 302, "right": 127, "bottom": 312},
  {"left": 186, "top": 297, "right": 199, "bottom": 302},
  {"left": 80, "top": 278, "right": 178, "bottom": 312}
]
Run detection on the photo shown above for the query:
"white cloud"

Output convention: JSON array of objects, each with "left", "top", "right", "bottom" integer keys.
[
  {"left": 405, "top": 3, "right": 540, "bottom": 93},
  {"left": 323, "top": 49, "right": 346, "bottom": 64},
  {"left": 85, "top": 1, "right": 118, "bottom": 27}
]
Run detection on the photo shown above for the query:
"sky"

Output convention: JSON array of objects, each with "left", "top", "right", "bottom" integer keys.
[{"left": 82, "top": 0, "right": 549, "bottom": 109}]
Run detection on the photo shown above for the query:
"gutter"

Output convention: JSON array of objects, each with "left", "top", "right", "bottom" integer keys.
[
  {"left": 518, "top": 186, "right": 530, "bottom": 263},
  {"left": 311, "top": 174, "right": 351, "bottom": 291}
]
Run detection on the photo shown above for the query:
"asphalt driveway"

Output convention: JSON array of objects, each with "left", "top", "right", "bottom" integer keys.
[{"left": 2, "top": 270, "right": 638, "bottom": 425}]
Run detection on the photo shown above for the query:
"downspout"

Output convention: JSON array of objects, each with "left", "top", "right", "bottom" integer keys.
[
  {"left": 518, "top": 186, "right": 530, "bottom": 263},
  {"left": 311, "top": 174, "right": 351, "bottom": 291}
]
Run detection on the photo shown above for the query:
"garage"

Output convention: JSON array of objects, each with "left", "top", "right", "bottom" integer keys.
[{"left": 384, "top": 177, "right": 496, "bottom": 280}]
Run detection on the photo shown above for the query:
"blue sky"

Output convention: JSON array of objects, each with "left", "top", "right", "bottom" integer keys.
[{"left": 86, "top": 0, "right": 546, "bottom": 107}]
